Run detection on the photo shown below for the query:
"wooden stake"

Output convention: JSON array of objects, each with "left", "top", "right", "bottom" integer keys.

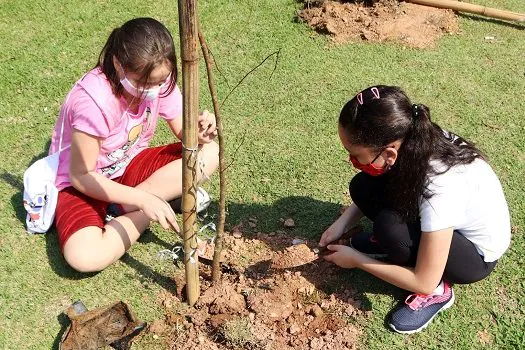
[
  {"left": 198, "top": 29, "right": 226, "bottom": 282},
  {"left": 178, "top": 0, "right": 200, "bottom": 306},
  {"left": 406, "top": 0, "right": 525, "bottom": 22}
]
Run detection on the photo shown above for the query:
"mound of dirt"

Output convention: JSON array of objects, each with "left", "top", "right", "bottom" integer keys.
[
  {"left": 298, "top": 0, "right": 459, "bottom": 48},
  {"left": 152, "top": 229, "right": 371, "bottom": 349},
  {"left": 270, "top": 243, "right": 319, "bottom": 270}
]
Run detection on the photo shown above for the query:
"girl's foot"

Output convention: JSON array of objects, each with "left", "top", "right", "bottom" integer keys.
[
  {"left": 169, "top": 187, "right": 211, "bottom": 214},
  {"left": 389, "top": 281, "right": 454, "bottom": 334}
]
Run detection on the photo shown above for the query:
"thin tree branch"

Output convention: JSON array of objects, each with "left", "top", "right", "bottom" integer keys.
[
  {"left": 198, "top": 28, "right": 226, "bottom": 282},
  {"left": 220, "top": 49, "right": 281, "bottom": 109}
]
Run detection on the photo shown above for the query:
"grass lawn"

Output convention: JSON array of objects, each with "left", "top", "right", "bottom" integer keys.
[{"left": 1, "top": 0, "right": 524, "bottom": 348}]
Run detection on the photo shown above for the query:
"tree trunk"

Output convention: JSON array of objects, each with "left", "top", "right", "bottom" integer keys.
[{"left": 178, "top": 0, "right": 200, "bottom": 306}]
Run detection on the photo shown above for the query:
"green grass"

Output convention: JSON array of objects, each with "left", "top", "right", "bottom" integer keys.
[{"left": 1, "top": 0, "right": 524, "bottom": 348}]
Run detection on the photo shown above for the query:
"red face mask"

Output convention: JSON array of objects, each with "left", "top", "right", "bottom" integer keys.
[{"left": 349, "top": 151, "right": 389, "bottom": 176}]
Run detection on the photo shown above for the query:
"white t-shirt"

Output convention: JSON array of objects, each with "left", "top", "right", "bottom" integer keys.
[{"left": 419, "top": 158, "right": 510, "bottom": 262}]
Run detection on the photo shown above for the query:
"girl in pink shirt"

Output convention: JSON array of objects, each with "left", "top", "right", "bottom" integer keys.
[{"left": 51, "top": 17, "right": 218, "bottom": 272}]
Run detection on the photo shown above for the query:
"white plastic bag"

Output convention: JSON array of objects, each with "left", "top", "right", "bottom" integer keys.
[
  {"left": 23, "top": 152, "right": 60, "bottom": 233},
  {"left": 23, "top": 114, "right": 66, "bottom": 234}
]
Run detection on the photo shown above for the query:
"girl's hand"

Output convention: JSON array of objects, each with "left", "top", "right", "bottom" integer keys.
[
  {"left": 323, "top": 244, "right": 363, "bottom": 269},
  {"left": 198, "top": 110, "right": 217, "bottom": 144},
  {"left": 136, "top": 191, "right": 180, "bottom": 233},
  {"left": 319, "top": 221, "right": 346, "bottom": 247}
]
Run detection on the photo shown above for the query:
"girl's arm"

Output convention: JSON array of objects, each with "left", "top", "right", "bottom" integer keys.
[
  {"left": 69, "top": 129, "right": 179, "bottom": 230},
  {"left": 166, "top": 111, "right": 217, "bottom": 144},
  {"left": 326, "top": 227, "right": 453, "bottom": 294},
  {"left": 69, "top": 129, "right": 145, "bottom": 205},
  {"left": 166, "top": 116, "right": 183, "bottom": 141}
]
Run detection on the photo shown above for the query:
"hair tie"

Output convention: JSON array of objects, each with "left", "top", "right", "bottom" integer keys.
[{"left": 412, "top": 104, "right": 419, "bottom": 118}]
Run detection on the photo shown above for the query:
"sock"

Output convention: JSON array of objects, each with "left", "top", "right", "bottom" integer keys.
[{"left": 431, "top": 280, "right": 445, "bottom": 295}]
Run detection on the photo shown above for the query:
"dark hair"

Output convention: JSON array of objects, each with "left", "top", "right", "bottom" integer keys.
[
  {"left": 97, "top": 17, "right": 178, "bottom": 97},
  {"left": 339, "top": 85, "right": 484, "bottom": 220}
]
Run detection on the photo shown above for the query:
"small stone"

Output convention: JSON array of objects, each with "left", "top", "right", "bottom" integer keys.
[
  {"left": 198, "top": 336, "right": 205, "bottom": 343},
  {"left": 153, "top": 334, "right": 159, "bottom": 339},
  {"left": 310, "top": 338, "right": 324, "bottom": 350},
  {"left": 249, "top": 312, "right": 255, "bottom": 322},
  {"left": 310, "top": 305, "right": 324, "bottom": 317},
  {"left": 289, "top": 323, "right": 301, "bottom": 334},
  {"left": 292, "top": 238, "right": 305, "bottom": 245},
  {"left": 232, "top": 232, "right": 242, "bottom": 238},
  {"left": 345, "top": 305, "right": 356, "bottom": 316},
  {"left": 284, "top": 218, "right": 295, "bottom": 228}
]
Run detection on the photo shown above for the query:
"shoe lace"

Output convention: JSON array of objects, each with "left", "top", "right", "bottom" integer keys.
[{"left": 405, "top": 293, "right": 435, "bottom": 311}]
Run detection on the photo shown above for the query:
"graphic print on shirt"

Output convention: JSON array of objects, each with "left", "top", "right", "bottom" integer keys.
[{"left": 100, "top": 107, "right": 152, "bottom": 176}]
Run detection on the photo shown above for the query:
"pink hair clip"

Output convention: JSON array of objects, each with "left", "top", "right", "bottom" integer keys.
[
  {"left": 357, "top": 92, "right": 364, "bottom": 105},
  {"left": 371, "top": 87, "right": 380, "bottom": 99}
]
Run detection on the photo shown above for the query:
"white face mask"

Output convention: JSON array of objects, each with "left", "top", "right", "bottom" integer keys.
[{"left": 119, "top": 75, "right": 167, "bottom": 101}]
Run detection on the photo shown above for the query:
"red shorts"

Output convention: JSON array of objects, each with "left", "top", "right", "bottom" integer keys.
[{"left": 55, "top": 143, "right": 183, "bottom": 252}]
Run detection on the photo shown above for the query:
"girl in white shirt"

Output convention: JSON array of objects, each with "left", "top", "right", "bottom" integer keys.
[{"left": 319, "top": 85, "right": 510, "bottom": 334}]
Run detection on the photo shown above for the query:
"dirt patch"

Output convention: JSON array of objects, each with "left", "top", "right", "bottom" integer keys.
[
  {"left": 298, "top": 0, "right": 459, "bottom": 48},
  {"left": 151, "top": 227, "right": 370, "bottom": 349}
]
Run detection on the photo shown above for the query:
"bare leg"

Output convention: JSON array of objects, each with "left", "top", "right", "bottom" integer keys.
[
  {"left": 123, "top": 141, "right": 219, "bottom": 210},
  {"left": 63, "top": 141, "right": 219, "bottom": 272},
  {"left": 63, "top": 211, "right": 150, "bottom": 272}
]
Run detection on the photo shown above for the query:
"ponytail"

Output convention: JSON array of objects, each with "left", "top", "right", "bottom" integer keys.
[
  {"left": 386, "top": 103, "right": 436, "bottom": 219},
  {"left": 97, "top": 27, "right": 123, "bottom": 95}
]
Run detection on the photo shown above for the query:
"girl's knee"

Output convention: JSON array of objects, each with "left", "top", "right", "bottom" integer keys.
[
  {"left": 62, "top": 229, "right": 115, "bottom": 273},
  {"left": 202, "top": 141, "right": 219, "bottom": 159},
  {"left": 373, "top": 210, "right": 405, "bottom": 242},
  {"left": 200, "top": 141, "right": 219, "bottom": 173},
  {"left": 349, "top": 172, "right": 373, "bottom": 207},
  {"left": 64, "top": 250, "right": 112, "bottom": 273}
]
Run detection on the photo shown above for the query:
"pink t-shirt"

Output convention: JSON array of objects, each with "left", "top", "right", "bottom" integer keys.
[{"left": 49, "top": 67, "right": 182, "bottom": 190}]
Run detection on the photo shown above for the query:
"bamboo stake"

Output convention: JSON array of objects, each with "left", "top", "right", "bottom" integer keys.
[
  {"left": 178, "top": 0, "right": 200, "bottom": 306},
  {"left": 405, "top": 0, "right": 525, "bottom": 22},
  {"left": 198, "top": 29, "right": 226, "bottom": 282}
]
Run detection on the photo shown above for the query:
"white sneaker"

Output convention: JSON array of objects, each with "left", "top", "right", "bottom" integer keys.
[
  {"left": 196, "top": 187, "right": 211, "bottom": 213},
  {"left": 169, "top": 187, "right": 211, "bottom": 214}
]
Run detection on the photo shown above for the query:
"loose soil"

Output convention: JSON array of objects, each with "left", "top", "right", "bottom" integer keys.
[
  {"left": 298, "top": 0, "right": 459, "bottom": 48},
  {"left": 149, "top": 223, "right": 371, "bottom": 349}
]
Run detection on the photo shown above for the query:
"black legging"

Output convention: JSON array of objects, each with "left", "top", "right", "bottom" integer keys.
[{"left": 349, "top": 172, "right": 497, "bottom": 284}]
